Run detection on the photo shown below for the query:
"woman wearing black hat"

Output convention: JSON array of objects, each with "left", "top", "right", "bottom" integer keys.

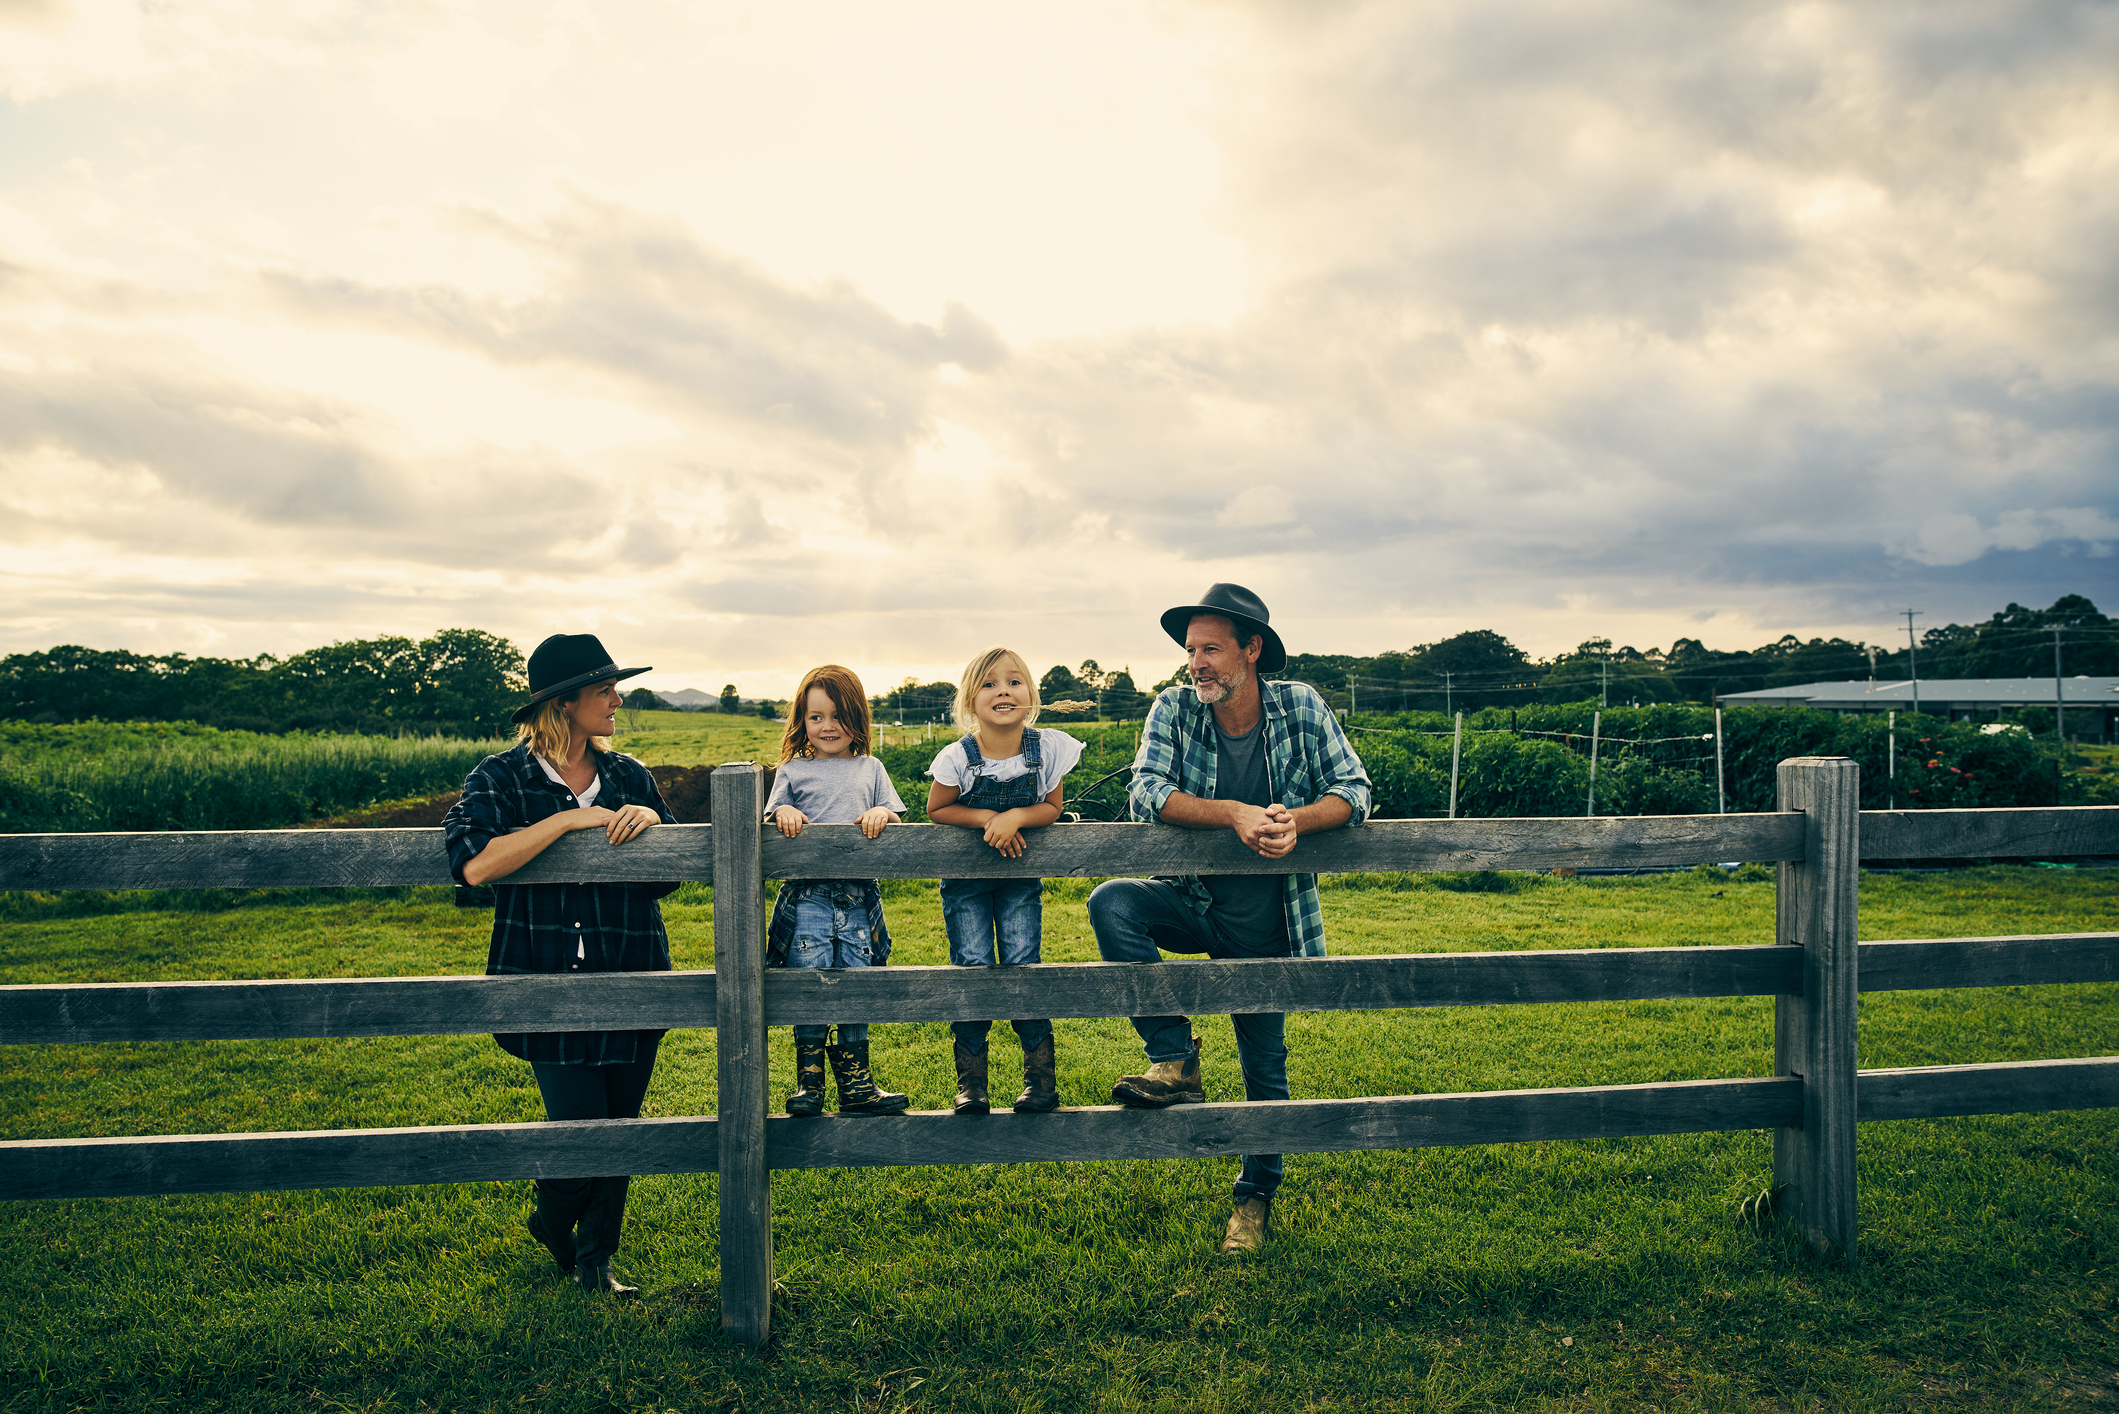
[{"left": 442, "top": 633, "right": 678, "bottom": 1298}]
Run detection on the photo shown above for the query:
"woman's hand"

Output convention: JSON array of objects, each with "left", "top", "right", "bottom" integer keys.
[
  {"left": 857, "top": 806, "right": 897, "bottom": 839},
  {"left": 773, "top": 805, "right": 809, "bottom": 838},
  {"left": 982, "top": 809, "right": 1029, "bottom": 858},
  {"left": 600, "top": 803, "right": 660, "bottom": 844}
]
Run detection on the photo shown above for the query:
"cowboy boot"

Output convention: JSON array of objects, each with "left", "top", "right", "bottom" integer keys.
[
  {"left": 786, "top": 1037, "right": 829, "bottom": 1117},
  {"left": 525, "top": 1177, "right": 592, "bottom": 1272},
  {"left": 1220, "top": 1196, "right": 1271, "bottom": 1255},
  {"left": 1112, "top": 1036, "right": 1204, "bottom": 1108},
  {"left": 953, "top": 1041, "right": 990, "bottom": 1115},
  {"left": 1012, "top": 1034, "right": 1059, "bottom": 1113},
  {"left": 828, "top": 1038, "right": 911, "bottom": 1115},
  {"left": 571, "top": 1175, "right": 640, "bottom": 1297}
]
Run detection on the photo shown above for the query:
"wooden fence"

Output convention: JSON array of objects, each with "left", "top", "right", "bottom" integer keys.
[{"left": 3, "top": 757, "right": 2116, "bottom": 1348}]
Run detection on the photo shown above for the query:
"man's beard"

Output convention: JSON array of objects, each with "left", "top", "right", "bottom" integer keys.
[{"left": 1193, "top": 665, "right": 1249, "bottom": 704}]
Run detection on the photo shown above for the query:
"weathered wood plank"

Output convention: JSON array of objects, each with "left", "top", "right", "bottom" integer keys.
[
  {"left": 1858, "top": 1056, "right": 2119, "bottom": 1122},
  {"left": 0, "top": 1116, "right": 721, "bottom": 1201},
  {"left": 712, "top": 764, "right": 772, "bottom": 1347},
  {"left": 0, "top": 972, "right": 719, "bottom": 1045},
  {"left": 0, "top": 824, "right": 714, "bottom": 891},
  {"left": 1860, "top": 934, "right": 2119, "bottom": 993},
  {"left": 1860, "top": 806, "right": 2119, "bottom": 861},
  {"left": 1774, "top": 756, "right": 1861, "bottom": 1263},
  {"left": 765, "top": 1076, "right": 1804, "bottom": 1169},
  {"left": 763, "top": 813, "right": 1808, "bottom": 880},
  {"left": 762, "top": 946, "right": 1804, "bottom": 1025}
]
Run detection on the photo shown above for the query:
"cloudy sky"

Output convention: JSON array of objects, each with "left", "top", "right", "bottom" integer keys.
[{"left": 2, "top": 0, "right": 2114, "bottom": 699}]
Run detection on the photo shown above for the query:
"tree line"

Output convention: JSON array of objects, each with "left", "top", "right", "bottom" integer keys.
[{"left": 2, "top": 593, "right": 2107, "bottom": 734}]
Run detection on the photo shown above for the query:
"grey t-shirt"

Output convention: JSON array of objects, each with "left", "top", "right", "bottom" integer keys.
[
  {"left": 1202, "top": 714, "right": 1290, "bottom": 954},
  {"left": 763, "top": 755, "right": 906, "bottom": 824}
]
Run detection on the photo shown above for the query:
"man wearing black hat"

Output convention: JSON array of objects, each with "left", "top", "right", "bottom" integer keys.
[
  {"left": 442, "top": 633, "right": 678, "bottom": 1297},
  {"left": 1086, "top": 584, "right": 1372, "bottom": 1255}
]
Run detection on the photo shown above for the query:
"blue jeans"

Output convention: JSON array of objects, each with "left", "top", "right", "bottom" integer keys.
[
  {"left": 787, "top": 888, "right": 877, "bottom": 1046},
  {"left": 1086, "top": 877, "right": 1291, "bottom": 1204},
  {"left": 940, "top": 877, "right": 1052, "bottom": 1053}
]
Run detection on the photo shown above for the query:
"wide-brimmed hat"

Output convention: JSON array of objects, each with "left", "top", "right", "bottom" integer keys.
[
  {"left": 1159, "top": 583, "right": 1287, "bottom": 674},
  {"left": 511, "top": 634, "right": 652, "bottom": 723}
]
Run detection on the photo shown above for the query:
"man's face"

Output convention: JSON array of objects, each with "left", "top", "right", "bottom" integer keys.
[{"left": 1185, "top": 615, "right": 1261, "bottom": 705}]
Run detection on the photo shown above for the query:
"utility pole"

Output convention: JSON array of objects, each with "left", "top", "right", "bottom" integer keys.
[
  {"left": 2054, "top": 625, "right": 2066, "bottom": 740},
  {"left": 1600, "top": 655, "right": 1610, "bottom": 708},
  {"left": 1904, "top": 609, "right": 1923, "bottom": 716},
  {"left": 1443, "top": 671, "right": 1453, "bottom": 719},
  {"left": 1350, "top": 676, "right": 1357, "bottom": 718},
  {"left": 1864, "top": 645, "right": 1878, "bottom": 690}
]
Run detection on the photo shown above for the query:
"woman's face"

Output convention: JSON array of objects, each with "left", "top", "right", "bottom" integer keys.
[{"left": 565, "top": 679, "right": 622, "bottom": 743}]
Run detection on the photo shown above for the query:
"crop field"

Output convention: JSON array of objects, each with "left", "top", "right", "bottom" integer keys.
[{"left": 2, "top": 866, "right": 2115, "bottom": 1411}]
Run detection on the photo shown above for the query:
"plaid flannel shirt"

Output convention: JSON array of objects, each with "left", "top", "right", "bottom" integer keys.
[
  {"left": 1127, "top": 679, "right": 1371, "bottom": 957},
  {"left": 442, "top": 742, "right": 678, "bottom": 1065}
]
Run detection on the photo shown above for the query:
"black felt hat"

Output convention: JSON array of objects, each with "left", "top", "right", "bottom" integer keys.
[
  {"left": 511, "top": 634, "right": 653, "bottom": 724},
  {"left": 1159, "top": 583, "right": 1287, "bottom": 674}
]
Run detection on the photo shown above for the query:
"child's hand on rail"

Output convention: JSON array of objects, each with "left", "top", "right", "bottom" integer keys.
[
  {"left": 773, "top": 806, "right": 809, "bottom": 838},
  {"left": 857, "top": 806, "right": 897, "bottom": 839},
  {"left": 982, "top": 811, "right": 1028, "bottom": 858}
]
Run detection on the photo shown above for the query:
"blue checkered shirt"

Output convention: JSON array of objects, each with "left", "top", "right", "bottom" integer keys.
[
  {"left": 1128, "top": 679, "right": 1371, "bottom": 957},
  {"left": 443, "top": 743, "right": 678, "bottom": 1064}
]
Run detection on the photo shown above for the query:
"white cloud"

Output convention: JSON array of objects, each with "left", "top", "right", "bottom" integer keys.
[{"left": 1, "top": 0, "right": 2115, "bottom": 697}]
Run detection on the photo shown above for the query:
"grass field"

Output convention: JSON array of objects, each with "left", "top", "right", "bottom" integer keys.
[{"left": 3, "top": 865, "right": 2116, "bottom": 1411}]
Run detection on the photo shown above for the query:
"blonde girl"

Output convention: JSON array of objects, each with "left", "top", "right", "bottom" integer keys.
[
  {"left": 762, "top": 664, "right": 911, "bottom": 1117},
  {"left": 925, "top": 648, "right": 1083, "bottom": 1114}
]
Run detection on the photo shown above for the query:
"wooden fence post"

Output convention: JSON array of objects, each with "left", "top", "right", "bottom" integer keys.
[
  {"left": 712, "top": 763, "right": 772, "bottom": 1344},
  {"left": 1772, "top": 756, "right": 1861, "bottom": 1262}
]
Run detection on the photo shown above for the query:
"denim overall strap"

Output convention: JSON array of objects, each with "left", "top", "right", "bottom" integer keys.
[{"left": 953, "top": 730, "right": 1045, "bottom": 812}]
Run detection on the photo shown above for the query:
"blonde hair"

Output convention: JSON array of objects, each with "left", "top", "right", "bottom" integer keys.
[
  {"left": 777, "top": 664, "right": 874, "bottom": 763},
  {"left": 954, "top": 647, "right": 1041, "bottom": 735},
  {"left": 516, "top": 693, "right": 611, "bottom": 762}
]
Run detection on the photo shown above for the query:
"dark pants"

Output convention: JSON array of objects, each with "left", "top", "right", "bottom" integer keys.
[
  {"left": 1086, "top": 878, "right": 1291, "bottom": 1204},
  {"left": 528, "top": 1037, "right": 659, "bottom": 1267}
]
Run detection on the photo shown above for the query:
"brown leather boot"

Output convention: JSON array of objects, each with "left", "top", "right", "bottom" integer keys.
[
  {"left": 953, "top": 1042, "right": 990, "bottom": 1115},
  {"left": 786, "top": 1038, "right": 828, "bottom": 1117},
  {"left": 1112, "top": 1036, "right": 1203, "bottom": 1108},
  {"left": 1013, "top": 1035, "right": 1059, "bottom": 1113},
  {"left": 828, "top": 1038, "right": 911, "bottom": 1115},
  {"left": 1220, "top": 1196, "right": 1271, "bottom": 1254}
]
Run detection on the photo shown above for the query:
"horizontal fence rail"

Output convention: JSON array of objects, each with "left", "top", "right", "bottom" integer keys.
[
  {"left": 10, "top": 1058, "right": 2115, "bottom": 1202},
  {"left": 1, "top": 806, "right": 2110, "bottom": 894},
  {"left": 5, "top": 933, "right": 2113, "bottom": 1045}
]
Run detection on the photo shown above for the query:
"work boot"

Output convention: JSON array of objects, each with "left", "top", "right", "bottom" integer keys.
[
  {"left": 828, "top": 1039, "right": 911, "bottom": 1115},
  {"left": 574, "top": 1261, "right": 640, "bottom": 1298},
  {"left": 953, "top": 1041, "right": 990, "bottom": 1115},
  {"left": 1013, "top": 1034, "right": 1059, "bottom": 1113},
  {"left": 1112, "top": 1037, "right": 1204, "bottom": 1108},
  {"left": 1220, "top": 1196, "right": 1271, "bottom": 1255},
  {"left": 786, "top": 1038, "right": 829, "bottom": 1117},
  {"left": 525, "top": 1177, "right": 592, "bottom": 1272}
]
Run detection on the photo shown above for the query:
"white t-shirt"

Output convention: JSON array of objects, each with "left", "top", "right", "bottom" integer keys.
[
  {"left": 535, "top": 754, "right": 602, "bottom": 807},
  {"left": 927, "top": 728, "right": 1086, "bottom": 801}
]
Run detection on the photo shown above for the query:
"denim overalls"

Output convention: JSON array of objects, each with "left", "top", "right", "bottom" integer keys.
[{"left": 940, "top": 731, "right": 1052, "bottom": 1055}]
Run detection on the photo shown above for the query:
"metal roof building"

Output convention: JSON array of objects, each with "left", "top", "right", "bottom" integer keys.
[{"left": 1717, "top": 677, "right": 2119, "bottom": 741}]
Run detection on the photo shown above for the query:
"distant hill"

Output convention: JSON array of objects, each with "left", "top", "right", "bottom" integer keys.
[{"left": 659, "top": 688, "right": 717, "bottom": 707}]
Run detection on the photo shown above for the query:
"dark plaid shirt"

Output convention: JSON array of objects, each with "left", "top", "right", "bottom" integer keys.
[{"left": 442, "top": 742, "right": 678, "bottom": 1065}]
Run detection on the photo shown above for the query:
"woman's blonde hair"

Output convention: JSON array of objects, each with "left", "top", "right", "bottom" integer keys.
[
  {"left": 777, "top": 664, "right": 873, "bottom": 763},
  {"left": 516, "top": 691, "right": 611, "bottom": 762},
  {"left": 954, "top": 647, "right": 1040, "bottom": 735}
]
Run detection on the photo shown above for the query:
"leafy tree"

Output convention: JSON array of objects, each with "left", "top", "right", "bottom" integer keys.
[
  {"left": 719, "top": 684, "right": 741, "bottom": 714},
  {"left": 1039, "top": 664, "right": 1084, "bottom": 701},
  {"left": 624, "top": 687, "right": 665, "bottom": 712},
  {"left": 755, "top": 699, "right": 782, "bottom": 720}
]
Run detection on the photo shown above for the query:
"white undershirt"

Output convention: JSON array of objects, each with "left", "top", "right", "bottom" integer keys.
[
  {"left": 535, "top": 753, "right": 602, "bottom": 807},
  {"left": 535, "top": 754, "right": 600, "bottom": 958}
]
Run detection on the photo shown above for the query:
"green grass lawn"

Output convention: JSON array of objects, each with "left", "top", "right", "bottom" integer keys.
[{"left": 3, "top": 867, "right": 2116, "bottom": 1411}]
